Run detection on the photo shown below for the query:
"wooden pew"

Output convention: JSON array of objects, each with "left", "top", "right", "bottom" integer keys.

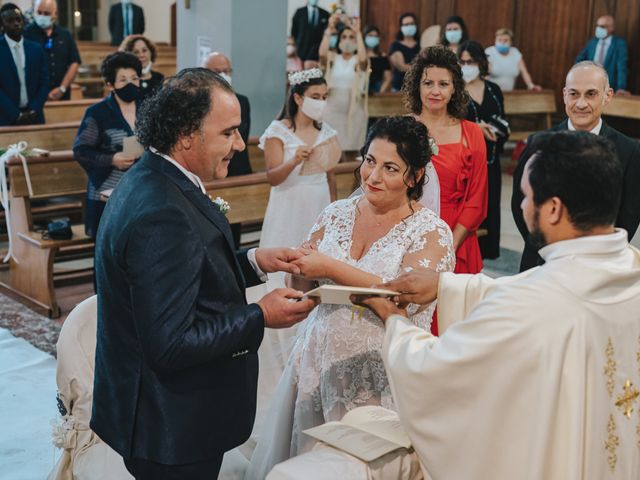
[
  {"left": 367, "top": 91, "right": 558, "bottom": 143},
  {"left": 503, "top": 90, "right": 557, "bottom": 142},
  {"left": 0, "top": 121, "right": 80, "bottom": 151},
  {"left": 77, "top": 44, "right": 176, "bottom": 68},
  {"left": 203, "top": 161, "right": 360, "bottom": 225},
  {"left": 603, "top": 95, "right": 640, "bottom": 121},
  {"left": 0, "top": 151, "right": 90, "bottom": 317},
  {"left": 44, "top": 99, "right": 99, "bottom": 123}
]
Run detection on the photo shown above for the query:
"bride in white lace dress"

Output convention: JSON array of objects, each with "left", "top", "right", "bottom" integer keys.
[{"left": 245, "top": 116, "right": 455, "bottom": 479}]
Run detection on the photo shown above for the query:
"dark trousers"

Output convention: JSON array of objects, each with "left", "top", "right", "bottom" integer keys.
[{"left": 124, "top": 455, "right": 224, "bottom": 480}]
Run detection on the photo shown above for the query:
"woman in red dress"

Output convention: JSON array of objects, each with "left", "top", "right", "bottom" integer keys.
[
  {"left": 402, "top": 46, "right": 488, "bottom": 334},
  {"left": 403, "top": 46, "right": 487, "bottom": 274}
]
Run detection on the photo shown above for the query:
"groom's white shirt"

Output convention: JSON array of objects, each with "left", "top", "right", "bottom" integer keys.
[{"left": 383, "top": 229, "right": 640, "bottom": 479}]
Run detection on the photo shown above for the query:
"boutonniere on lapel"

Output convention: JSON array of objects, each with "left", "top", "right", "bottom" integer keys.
[{"left": 209, "top": 195, "right": 230, "bottom": 216}]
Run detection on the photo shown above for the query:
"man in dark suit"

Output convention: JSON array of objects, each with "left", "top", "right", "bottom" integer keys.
[
  {"left": 0, "top": 3, "right": 49, "bottom": 126},
  {"left": 512, "top": 61, "right": 640, "bottom": 271},
  {"left": 291, "top": 0, "right": 329, "bottom": 68},
  {"left": 575, "top": 15, "right": 629, "bottom": 94},
  {"left": 202, "top": 51, "right": 252, "bottom": 247},
  {"left": 91, "top": 69, "right": 317, "bottom": 479},
  {"left": 108, "top": 0, "right": 145, "bottom": 46}
]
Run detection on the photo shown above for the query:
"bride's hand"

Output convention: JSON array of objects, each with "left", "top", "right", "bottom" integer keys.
[{"left": 292, "top": 248, "right": 332, "bottom": 279}]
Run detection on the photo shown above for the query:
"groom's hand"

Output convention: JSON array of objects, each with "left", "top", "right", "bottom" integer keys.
[
  {"left": 258, "top": 288, "right": 318, "bottom": 328},
  {"left": 255, "top": 247, "right": 303, "bottom": 275}
]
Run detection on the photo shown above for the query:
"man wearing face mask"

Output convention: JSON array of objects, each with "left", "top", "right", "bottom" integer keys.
[
  {"left": 512, "top": 61, "right": 640, "bottom": 271},
  {"left": 291, "top": 0, "right": 329, "bottom": 69},
  {"left": 575, "top": 15, "right": 629, "bottom": 95},
  {"left": 0, "top": 3, "right": 49, "bottom": 126},
  {"left": 108, "top": 0, "right": 145, "bottom": 47},
  {"left": 202, "top": 51, "right": 251, "bottom": 248},
  {"left": 73, "top": 52, "right": 143, "bottom": 239},
  {"left": 24, "top": 0, "right": 81, "bottom": 101}
]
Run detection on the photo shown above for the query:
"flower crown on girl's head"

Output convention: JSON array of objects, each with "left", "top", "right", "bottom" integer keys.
[{"left": 288, "top": 68, "right": 324, "bottom": 86}]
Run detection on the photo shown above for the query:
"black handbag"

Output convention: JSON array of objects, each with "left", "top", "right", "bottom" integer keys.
[{"left": 46, "top": 217, "right": 72, "bottom": 240}]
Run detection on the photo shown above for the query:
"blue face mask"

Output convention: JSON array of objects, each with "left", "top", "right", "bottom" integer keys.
[
  {"left": 445, "top": 29, "right": 462, "bottom": 44},
  {"left": 308, "top": 0, "right": 319, "bottom": 6},
  {"left": 401, "top": 24, "right": 417, "bottom": 38},
  {"left": 365, "top": 35, "right": 380, "bottom": 49},
  {"left": 329, "top": 34, "right": 338, "bottom": 49},
  {"left": 595, "top": 26, "right": 608, "bottom": 39},
  {"left": 495, "top": 43, "right": 510, "bottom": 54}
]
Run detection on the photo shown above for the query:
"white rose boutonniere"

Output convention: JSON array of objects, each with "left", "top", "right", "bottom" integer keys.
[
  {"left": 429, "top": 137, "right": 439, "bottom": 156},
  {"left": 209, "top": 196, "right": 230, "bottom": 216}
]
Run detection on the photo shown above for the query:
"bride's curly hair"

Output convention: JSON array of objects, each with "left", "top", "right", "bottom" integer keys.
[{"left": 356, "top": 116, "right": 432, "bottom": 201}]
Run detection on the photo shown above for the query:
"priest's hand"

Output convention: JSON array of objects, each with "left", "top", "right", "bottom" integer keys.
[
  {"left": 255, "top": 247, "right": 303, "bottom": 275},
  {"left": 350, "top": 295, "right": 406, "bottom": 323},
  {"left": 377, "top": 271, "right": 441, "bottom": 306},
  {"left": 258, "top": 288, "right": 318, "bottom": 328}
]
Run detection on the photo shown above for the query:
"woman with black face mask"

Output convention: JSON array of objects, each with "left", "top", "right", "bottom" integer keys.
[{"left": 73, "top": 51, "right": 142, "bottom": 240}]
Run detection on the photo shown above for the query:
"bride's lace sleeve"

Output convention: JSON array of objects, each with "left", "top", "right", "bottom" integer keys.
[
  {"left": 304, "top": 202, "right": 335, "bottom": 247},
  {"left": 400, "top": 217, "right": 455, "bottom": 329}
]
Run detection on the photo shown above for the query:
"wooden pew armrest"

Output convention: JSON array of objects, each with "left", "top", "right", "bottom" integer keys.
[{"left": 18, "top": 224, "right": 93, "bottom": 249}]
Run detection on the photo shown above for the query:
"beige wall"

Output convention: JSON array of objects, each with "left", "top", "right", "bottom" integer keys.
[{"left": 97, "top": 0, "right": 174, "bottom": 44}]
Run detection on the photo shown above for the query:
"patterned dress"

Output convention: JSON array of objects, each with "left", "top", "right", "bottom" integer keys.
[{"left": 245, "top": 197, "right": 454, "bottom": 479}]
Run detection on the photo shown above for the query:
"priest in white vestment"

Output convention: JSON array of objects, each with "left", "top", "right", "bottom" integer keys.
[{"left": 356, "top": 131, "right": 640, "bottom": 480}]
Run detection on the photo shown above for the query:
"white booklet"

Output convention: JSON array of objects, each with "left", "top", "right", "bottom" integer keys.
[
  {"left": 304, "top": 284, "right": 399, "bottom": 305},
  {"left": 303, "top": 406, "right": 412, "bottom": 462}
]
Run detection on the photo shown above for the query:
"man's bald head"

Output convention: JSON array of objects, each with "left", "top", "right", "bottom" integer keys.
[
  {"left": 201, "top": 52, "right": 232, "bottom": 74},
  {"left": 35, "top": 0, "right": 58, "bottom": 17},
  {"left": 566, "top": 61, "right": 609, "bottom": 91}
]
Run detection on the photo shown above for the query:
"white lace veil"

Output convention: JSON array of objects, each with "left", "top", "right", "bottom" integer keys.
[{"left": 349, "top": 161, "right": 441, "bottom": 216}]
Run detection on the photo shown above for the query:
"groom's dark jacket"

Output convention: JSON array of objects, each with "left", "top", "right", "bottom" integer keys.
[{"left": 91, "top": 150, "right": 265, "bottom": 464}]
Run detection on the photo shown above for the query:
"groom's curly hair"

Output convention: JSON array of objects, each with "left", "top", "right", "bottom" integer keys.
[
  {"left": 357, "top": 116, "right": 432, "bottom": 202},
  {"left": 136, "top": 68, "right": 234, "bottom": 154}
]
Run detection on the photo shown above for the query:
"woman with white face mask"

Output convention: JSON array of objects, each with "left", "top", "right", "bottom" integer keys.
[
  {"left": 251, "top": 71, "right": 341, "bottom": 420},
  {"left": 389, "top": 12, "right": 420, "bottom": 91},
  {"left": 318, "top": 15, "right": 368, "bottom": 150},
  {"left": 440, "top": 15, "right": 469, "bottom": 53},
  {"left": 459, "top": 40, "right": 508, "bottom": 261}
]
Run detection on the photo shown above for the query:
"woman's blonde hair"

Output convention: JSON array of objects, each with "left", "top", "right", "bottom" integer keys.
[{"left": 495, "top": 28, "right": 514, "bottom": 40}]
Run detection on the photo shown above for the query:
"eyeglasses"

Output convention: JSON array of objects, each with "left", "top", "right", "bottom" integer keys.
[{"left": 458, "top": 59, "right": 478, "bottom": 66}]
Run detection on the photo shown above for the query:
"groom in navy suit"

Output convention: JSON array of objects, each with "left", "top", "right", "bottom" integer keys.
[
  {"left": 91, "top": 68, "right": 317, "bottom": 479},
  {"left": 0, "top": 3, "right": 49, "bottom": 126}
]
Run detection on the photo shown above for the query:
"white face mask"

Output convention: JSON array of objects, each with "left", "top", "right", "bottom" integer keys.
[
  {"left": 219, "top": 72, "right": 232, "bottom": 85},
  {"left": 445, "top": 29, "right": 462, "bottom": 44},
  {"left": 461, "top": 65, "right": 480, "bottom": 83},
  {"left": 301, "top": 97, "right": 326, "bottom": 121},
  {"left": 339, "top": 40, "right": 357, "bottom": 54},
  {"left": 34, "top": 14, "right": 53, "bottom": 29}
]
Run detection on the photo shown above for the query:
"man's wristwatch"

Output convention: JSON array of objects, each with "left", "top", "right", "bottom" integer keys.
[{"left": 59, "top": 85, "right": 67, "bottom": 94}]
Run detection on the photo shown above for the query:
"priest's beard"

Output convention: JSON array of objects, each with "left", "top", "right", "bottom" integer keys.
[{"left": 528, "top": 207, "right": 548, "bottom": 250}]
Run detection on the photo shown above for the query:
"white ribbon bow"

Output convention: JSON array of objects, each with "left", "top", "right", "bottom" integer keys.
[{"left": 0, "top": 141, "right": 34, "bottom": 263}]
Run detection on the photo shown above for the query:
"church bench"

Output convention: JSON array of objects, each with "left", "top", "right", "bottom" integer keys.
[
  {"left": 603, "top": 95, "right": 640, "bottom": 121},
  {"left": 0, "top": 121, "right": 80, "bottom": 152},
  {"left": 503, "top": 90, "right": 556, "bottom": 142},
  {"left": 77, "top": 44, "right": 176, "bottom": 68},
  {"left": 44, "top": 99, "right": 99, "bottom": 124},
  {"left": 367, "top": 91, "right": 558, "bottom": 143},
  {"left": 203, "top": 161, "right": 360, "bottom": 225},
  {"left": 0, "top": 151, "right": 91, "bottom": 317}
]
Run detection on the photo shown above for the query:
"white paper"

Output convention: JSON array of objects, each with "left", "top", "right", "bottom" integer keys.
[{"left": 304, "top": 285, "right": 399, "bottom": 305}]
